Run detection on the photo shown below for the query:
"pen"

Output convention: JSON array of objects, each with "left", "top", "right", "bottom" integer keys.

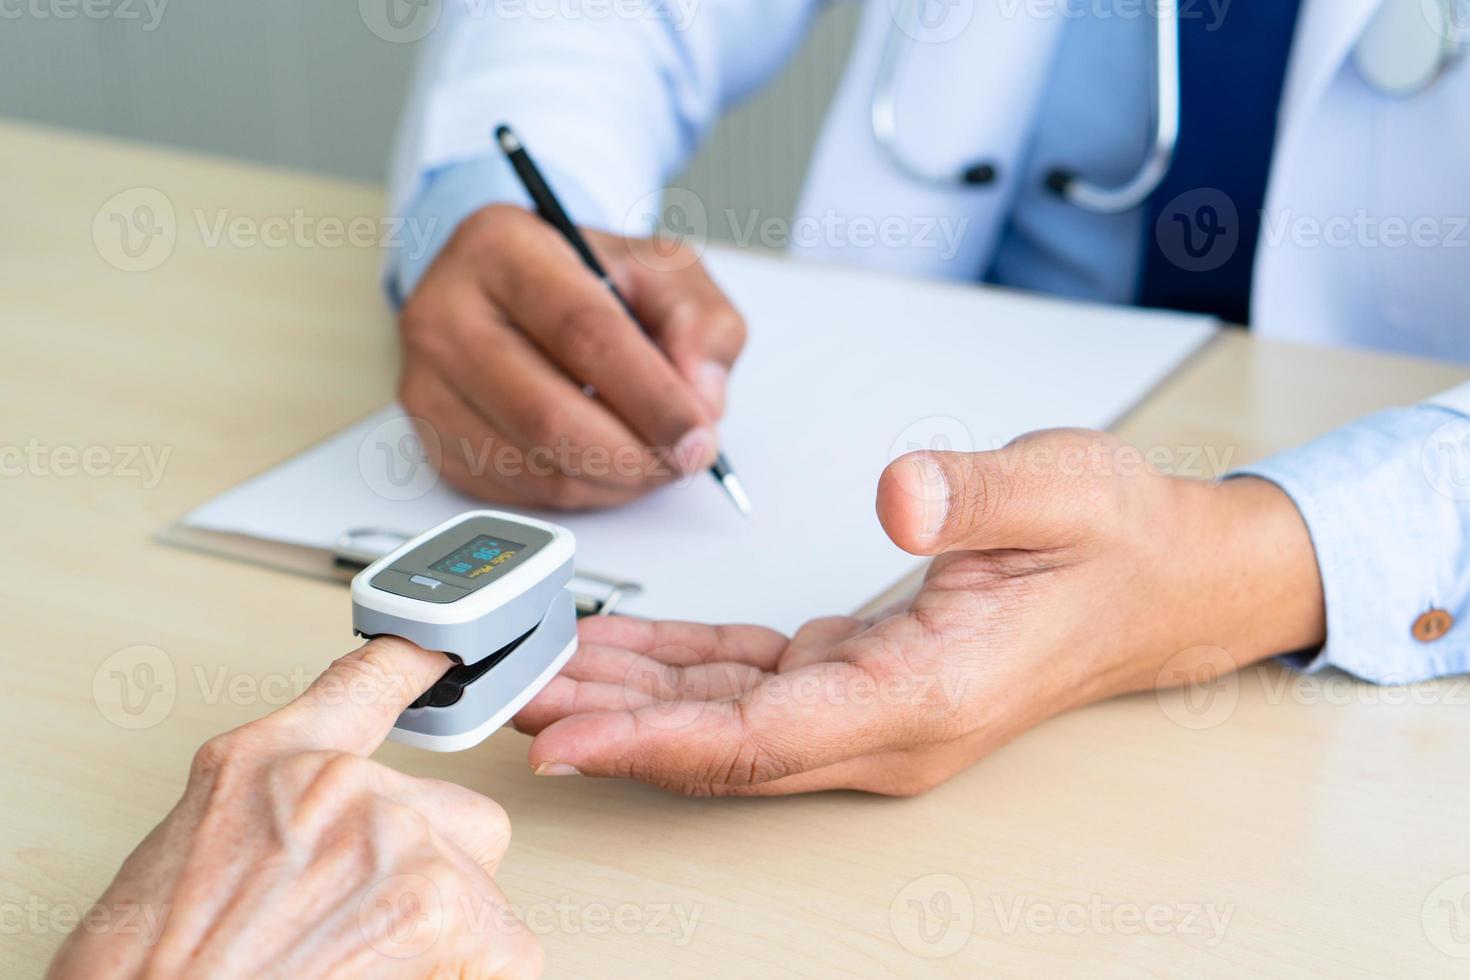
[{"left": 495, "top": 124, "right": 753, "bottom": 517}]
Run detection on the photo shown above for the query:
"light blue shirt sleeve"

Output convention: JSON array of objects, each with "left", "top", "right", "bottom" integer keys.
[
  {"left": 1232, "top": 383, "right": 1470, "bottom": 683},
  {"left": 390, "top": 155, "right": 603, "bottom": 307},
  {"left": 385, "top": 0, "right": 829, "bottom": 305}
]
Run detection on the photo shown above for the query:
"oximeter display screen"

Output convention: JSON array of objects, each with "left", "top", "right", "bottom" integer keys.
[{"left": 430, "top": 535, "right": 527, "bottom": 581}]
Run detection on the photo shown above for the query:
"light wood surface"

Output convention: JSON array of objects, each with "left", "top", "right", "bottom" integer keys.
[{"left": 4, "top": 119, "right": 1469, "bottom": 978}]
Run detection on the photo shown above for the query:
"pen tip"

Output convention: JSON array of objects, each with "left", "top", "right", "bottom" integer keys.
[
  {"left": 495, "top": 125, "right": 520, "bottom": 152},
  {"left": 722, "top": 474, "right": 754, "bottom": 517}
]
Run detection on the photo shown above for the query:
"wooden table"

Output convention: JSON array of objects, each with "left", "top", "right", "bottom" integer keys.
[{"left": 4, "top": 119, "right": 1469, "bottom": 978}]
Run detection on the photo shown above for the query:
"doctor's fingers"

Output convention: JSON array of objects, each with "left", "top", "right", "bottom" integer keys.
[
  {"left": 470, "top": 218, "right": 719, "bottom": 471},
  {"left": 575, "top": 616, "right": 790, "bottom": 668},
  {"left": 511, "top": 620, "right": 788, "bottom": 726},
  {"left": 547, "top": 617, "right": 862, "bottom": 698},
  {"left": 512, "top": 659, "right": 765, "bottom": 736},
  {"left": 589, "top": 232, "right": 747, "bottom": 417},
  {"left": 520, "top": 695, "right": 982, "bottom": 796},
  {"left": 776, "top": 616, "right": 872, "bottom": 671},
  {"left": 525, "top": 660, "right": 915, "bottom": 793},
  {"left": 513, "top": 619, "right": 791, "bottom": 730},
  {"left": 558, "top": 643, "right": 767, "bottom": 697},
  {"left": 516, "top": 686, "right": 934, "bottom": 794},
  {"left": 400, "top": 290, "right": 675, "bottom": 497},
  {"left": 398, "top": 359, "right": 654, "bottom": 509}
]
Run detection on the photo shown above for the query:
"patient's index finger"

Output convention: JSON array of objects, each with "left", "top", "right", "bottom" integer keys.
[{"left": 270, "top": 637, "right": 451, "bottom": 755}]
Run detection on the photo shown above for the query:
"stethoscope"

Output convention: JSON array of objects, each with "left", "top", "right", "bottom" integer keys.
[{"left": 872, "top": 0, "right": 1465, "bottom": 213}]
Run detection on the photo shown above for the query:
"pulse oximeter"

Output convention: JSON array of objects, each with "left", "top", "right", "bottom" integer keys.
[{"left": 350, "top": 510, "right": 578, "bottom": 752}]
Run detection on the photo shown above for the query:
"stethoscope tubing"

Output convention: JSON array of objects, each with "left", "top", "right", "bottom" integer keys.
[{"left": 870, "top": 0, "right": 1458, "bottom": 214}]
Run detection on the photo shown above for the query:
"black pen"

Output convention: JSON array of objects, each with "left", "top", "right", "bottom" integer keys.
[{"left": 495, "top": 124, "right": 753, "bottom": 516}]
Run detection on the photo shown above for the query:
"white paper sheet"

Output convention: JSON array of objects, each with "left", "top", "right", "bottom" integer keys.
[{"left": 181, "top": 248, "right": 1214, "bottom": 633}]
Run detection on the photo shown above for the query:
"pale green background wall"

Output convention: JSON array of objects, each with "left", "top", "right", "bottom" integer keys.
[{"left": 0, "top": 1, "right": 860, "bottom": 236}]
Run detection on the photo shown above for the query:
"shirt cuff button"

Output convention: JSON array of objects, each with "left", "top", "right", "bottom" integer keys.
[{"left": 1413, "top": 609, "right": 1454, "bottom": 643}]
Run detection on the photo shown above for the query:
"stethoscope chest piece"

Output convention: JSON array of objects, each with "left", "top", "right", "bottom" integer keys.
[{"left": 1355, "top": 0, "right": 1463, "bottom": 97}]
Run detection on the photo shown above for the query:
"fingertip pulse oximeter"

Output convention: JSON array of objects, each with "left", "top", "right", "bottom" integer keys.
[{"left": 350, "top": 510, "right": 578, "bottom": 752}]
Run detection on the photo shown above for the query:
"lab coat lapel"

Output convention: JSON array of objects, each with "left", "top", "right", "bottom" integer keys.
[
  {"left": 1277, "top": 0, "right": 1385, "bottom": 135},
  {"left": 1254, "top": 0, "right": 1386, "bottom": 326},
  {"left": 790, "top": 1, "right": 1063, "bottom": 280}
]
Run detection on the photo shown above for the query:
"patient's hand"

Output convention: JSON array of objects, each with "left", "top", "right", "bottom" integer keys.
[
  {"left": 514, "top": 430, "right": 1325, "bottom": 796},
  {"left": 48, "top": 639, "right": 542, "bottom": 979}
]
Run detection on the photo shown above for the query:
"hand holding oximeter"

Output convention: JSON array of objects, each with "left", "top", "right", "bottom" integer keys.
[{"left": 350, "top": 510, "right": 578, "bottom": 752}]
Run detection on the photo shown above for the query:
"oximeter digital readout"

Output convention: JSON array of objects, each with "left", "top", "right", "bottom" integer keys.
[{"left": 350, "top": 510, "right": 577, "bottom": 752}]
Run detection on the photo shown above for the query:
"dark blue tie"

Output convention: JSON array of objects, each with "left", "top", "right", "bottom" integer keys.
[{"left": 1137, "top": 0, "right": 1306, "bottom": 325}]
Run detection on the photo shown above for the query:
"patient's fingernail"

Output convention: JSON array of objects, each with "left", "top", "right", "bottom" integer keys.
[
  {"left": 696, "top": 361, "right": 728, "bottom": 412},
  {"left": 534, "top": 761, "right": 581, "bottom": 777},
  {"left": 911, "top": 455, "right": 949, "bottom": 538},
  {"left": 674, "top": 425, "right": 718, "bottom": 473}
]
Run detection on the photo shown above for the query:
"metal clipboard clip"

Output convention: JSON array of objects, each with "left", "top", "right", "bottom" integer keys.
[{"left": 333, "top": 526, "right": 640, "bottom": 617}]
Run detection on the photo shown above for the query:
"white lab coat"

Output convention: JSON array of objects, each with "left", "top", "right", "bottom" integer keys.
[
  {"left": 390, "top": 0, "right": 1470, "bottom": 361},
  {"left": 387, "top": 0, "right": 1470, "bottom": 679}
]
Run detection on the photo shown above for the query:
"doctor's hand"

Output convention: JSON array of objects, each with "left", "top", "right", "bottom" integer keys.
[
  {"left": 47, "top": 638, "right": 542, "bottom": 980},
  {"left": 398, "top": 204, "right": 746, "bottom": 509},
  {"left": 513, "top": 430, "right": 1326, "bottom": 796}
]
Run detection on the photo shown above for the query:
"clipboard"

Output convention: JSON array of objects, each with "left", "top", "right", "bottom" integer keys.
[
  {"left": 157, "top": 248, "right": 1217, "bottom": 633},
  {"left": 156, "top": 521, "right": 642, "bottom": 617}
]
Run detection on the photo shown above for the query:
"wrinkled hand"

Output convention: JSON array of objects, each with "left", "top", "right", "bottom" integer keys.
[
  {"left": 48, "top": 638, "right": 542, "bottom": 979},
  {"left": 514, "top": 430, "right": 1325, "bottom": 796},
  {"left": 399, "top": 204, "right": 746, "bottom": 509}
]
